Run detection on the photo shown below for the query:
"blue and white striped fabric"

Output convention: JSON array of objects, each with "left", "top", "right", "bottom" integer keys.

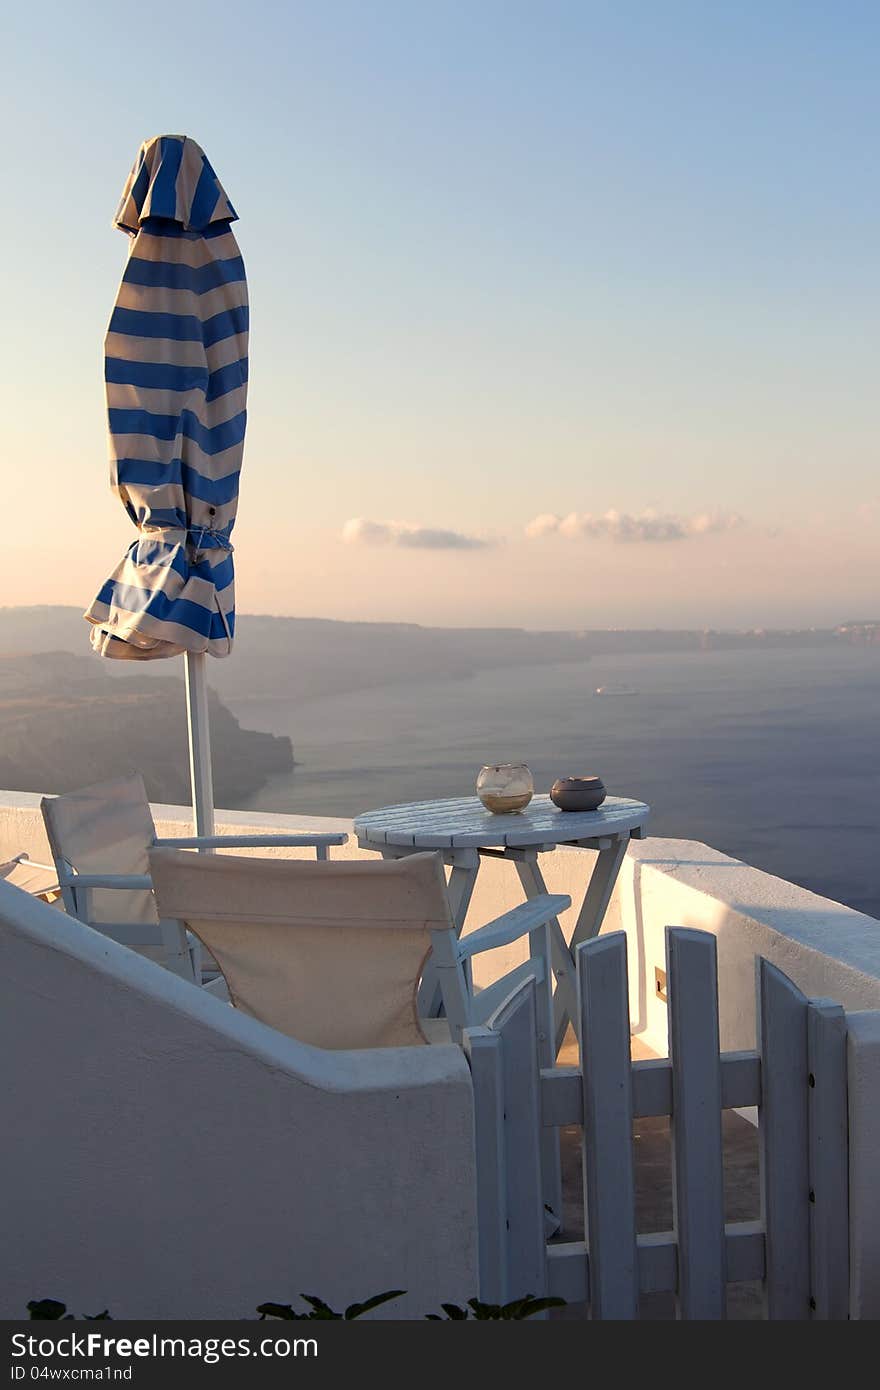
[{"left": 85, "top": 134, "right": 247, "bottom": 659}]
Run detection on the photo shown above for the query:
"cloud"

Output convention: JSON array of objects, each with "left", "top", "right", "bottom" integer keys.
[
  {"left": 524, "top": 513, "right": 565, "bottom": 539},
  {"left": 684, "top": 511, "right": 744, "bottom": 537},
  {"left": 342, "top": 518, "right": 492, "bottom": 550},
  {"left": 525, "top": 509, "right": 744, "bottom": 544}
]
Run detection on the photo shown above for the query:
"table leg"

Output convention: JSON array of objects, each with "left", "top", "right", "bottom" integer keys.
[
  {"left": 507, "top": 852, "right": 567, "bottom": 1229},
  {"left": 446, "top": 851, "right": 480, "bottom": 932},
  {"left": 513, "top": 852, "right": 580, "bottom": 1059},
  {"left": 417, "top": 849, "right": 480, "bottom": 1016},
  {"left": 569, "top": 835, "right": 629, "bottom": 949},
  {"left": 548, "top": 834, "right": 630, "bottom": 1047},
  {"left": 515, "top": 835, "right": 630, "bottom": 1055}
]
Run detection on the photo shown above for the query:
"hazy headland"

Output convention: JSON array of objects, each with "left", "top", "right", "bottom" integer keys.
[
  {"left": 1, "top": 605, "right": 876, "bottom": 706},
  {"left": 0, "top": 649, "right": 292, "bottom": 807}
]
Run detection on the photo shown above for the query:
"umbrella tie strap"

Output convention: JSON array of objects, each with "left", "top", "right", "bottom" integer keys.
[
  {"left": 135, "top": 524, "right": 234, "bottom": 553},
  {"left": 187, "top": 524, "right": 234, "bottom": 553}
]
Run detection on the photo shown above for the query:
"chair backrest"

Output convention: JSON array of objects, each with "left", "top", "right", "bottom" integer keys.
[
  {"left": 41, "top": 774, "right": 158, "bottom": 926},
  {"left": 149, "top": 848, "right": 454, "bottom": 1049}
]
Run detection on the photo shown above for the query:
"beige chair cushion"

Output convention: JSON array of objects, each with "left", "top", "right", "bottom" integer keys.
[{"left": 149, "top": 849, "right": 453, "bottom": 1050}]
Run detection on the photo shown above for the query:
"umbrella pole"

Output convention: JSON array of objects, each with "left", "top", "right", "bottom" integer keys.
[{"left": 184, "top": 650, "right": 216, "bottom": 840}]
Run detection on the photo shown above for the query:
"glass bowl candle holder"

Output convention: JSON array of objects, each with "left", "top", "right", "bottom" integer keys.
[{"left": 476, "top": 763, "right": 534, "bottom": 814}]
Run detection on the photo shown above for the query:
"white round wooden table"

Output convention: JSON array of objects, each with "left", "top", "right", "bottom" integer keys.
[
  {"left": 355, "top": 792, "right": 648, "bottom": 851},
  {"left": 355, "top": 793, "right": 650, "bottom": 1053}
]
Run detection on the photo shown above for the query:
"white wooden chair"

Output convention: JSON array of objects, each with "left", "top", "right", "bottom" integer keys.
[
  {"left": 40, "top": 774, "right": 348, "bottom": 987},
  {"left": 148, "top": 846, "right": 570, "bottom": 1049}
]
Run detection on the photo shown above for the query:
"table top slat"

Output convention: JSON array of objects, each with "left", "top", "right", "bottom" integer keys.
[{"left": 355, "top": 794, "right": 649, "bottom": 850}]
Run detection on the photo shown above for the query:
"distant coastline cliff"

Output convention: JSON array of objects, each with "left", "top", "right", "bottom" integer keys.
[
  {"left": 0, "top": 652, "right": 293, "bottom": 807},
  {"left": 1, "top": 607, "right": 876, "bottom": 709}
]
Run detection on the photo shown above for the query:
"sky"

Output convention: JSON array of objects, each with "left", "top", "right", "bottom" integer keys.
[{"left": 2, "top": 1, "right": 877, "bottom": 630}]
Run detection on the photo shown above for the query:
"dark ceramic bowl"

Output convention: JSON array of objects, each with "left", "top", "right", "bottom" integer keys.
[{"left": 550, "top": 776, "right": 606, "bottom": 812}]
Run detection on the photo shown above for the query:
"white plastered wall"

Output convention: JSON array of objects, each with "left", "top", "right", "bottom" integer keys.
[{"left": 0, "top": 876, "right": 477, "bottom": 1320}]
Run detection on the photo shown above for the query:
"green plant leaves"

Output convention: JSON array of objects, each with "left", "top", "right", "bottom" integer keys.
[
  {"left": 427, "top": 1295, "right": 565, "bottom": 1320},
  {"left": 27, "top": 1301, "right": 111, "bottom": 1321},
  {"left": 343, "top": 1291, "right": 406, "bottom": 1320},
  {"left": 255, "top": 1291, "right": 405, "bottom": 1320},
  {"left": 27, "top": 1300, "right": 70, "bottom": 1320},
  {"left": 30, "top": 1289, "right": 564, "bottom": 1322}
]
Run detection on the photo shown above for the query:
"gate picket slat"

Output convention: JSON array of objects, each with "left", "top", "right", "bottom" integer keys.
[
  {"left": 807, "top": 999, "right": 849, "bottom": 1319},
  {"left": 577, "top": 933, "right": 639, "bottom": 1319},
  {"left": 463, "top": 1025, "right": 507, "bottom": 1304},
  {"left": 758, "top": 957, "right": 811, "bottom": 1319},
  {"left": 487, "top": 977, "right": 547, "bottom": 1302},
  {"left": 666, "top": 927, "right": 727, "bottom": 1319}
]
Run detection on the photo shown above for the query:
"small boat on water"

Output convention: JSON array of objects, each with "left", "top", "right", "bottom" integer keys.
[{"left": 594, "top": 684, "right": 639, "bottom": 696}]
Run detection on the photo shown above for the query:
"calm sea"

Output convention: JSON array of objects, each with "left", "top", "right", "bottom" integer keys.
[{"left": 227, "top": 645, "right": 880, "bottom": 919}]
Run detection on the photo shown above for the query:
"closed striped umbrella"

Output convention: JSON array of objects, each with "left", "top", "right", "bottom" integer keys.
[
  {"left": 85, "top": 133, "right": 247, "bottom": 660},
  {"left": 84, "top": 135, "right": 248, "bottom": 833}
]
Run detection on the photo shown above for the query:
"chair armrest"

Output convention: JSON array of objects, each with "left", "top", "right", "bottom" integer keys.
[
  {"left": 59, "top": 873, "right": 154, "bottom": 891},
  {"left": 456, "top": 894, "right": 571, "bottom": 961},
  {"left": 11, "top": 854, "right": 58, "bottom": 873},
  {"left": 152, "top": 833, "right": 348, "bottom": 850},
  {"left": 201, "top": 975, "right": 230, "bottom": 999}
]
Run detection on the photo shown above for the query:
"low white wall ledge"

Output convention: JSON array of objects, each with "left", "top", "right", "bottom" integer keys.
[{"left": 612, "top": 838, "right": 880, "bottom": 1054}]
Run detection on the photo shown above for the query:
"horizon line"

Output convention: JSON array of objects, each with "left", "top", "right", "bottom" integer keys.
[{"left": 1, "top": 604, "right": 878, "bottom": 638}]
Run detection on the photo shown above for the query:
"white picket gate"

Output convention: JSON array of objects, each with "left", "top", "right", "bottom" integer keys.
[{"left": 465, "top": 927, "right": 850, "bottom": 1319}]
